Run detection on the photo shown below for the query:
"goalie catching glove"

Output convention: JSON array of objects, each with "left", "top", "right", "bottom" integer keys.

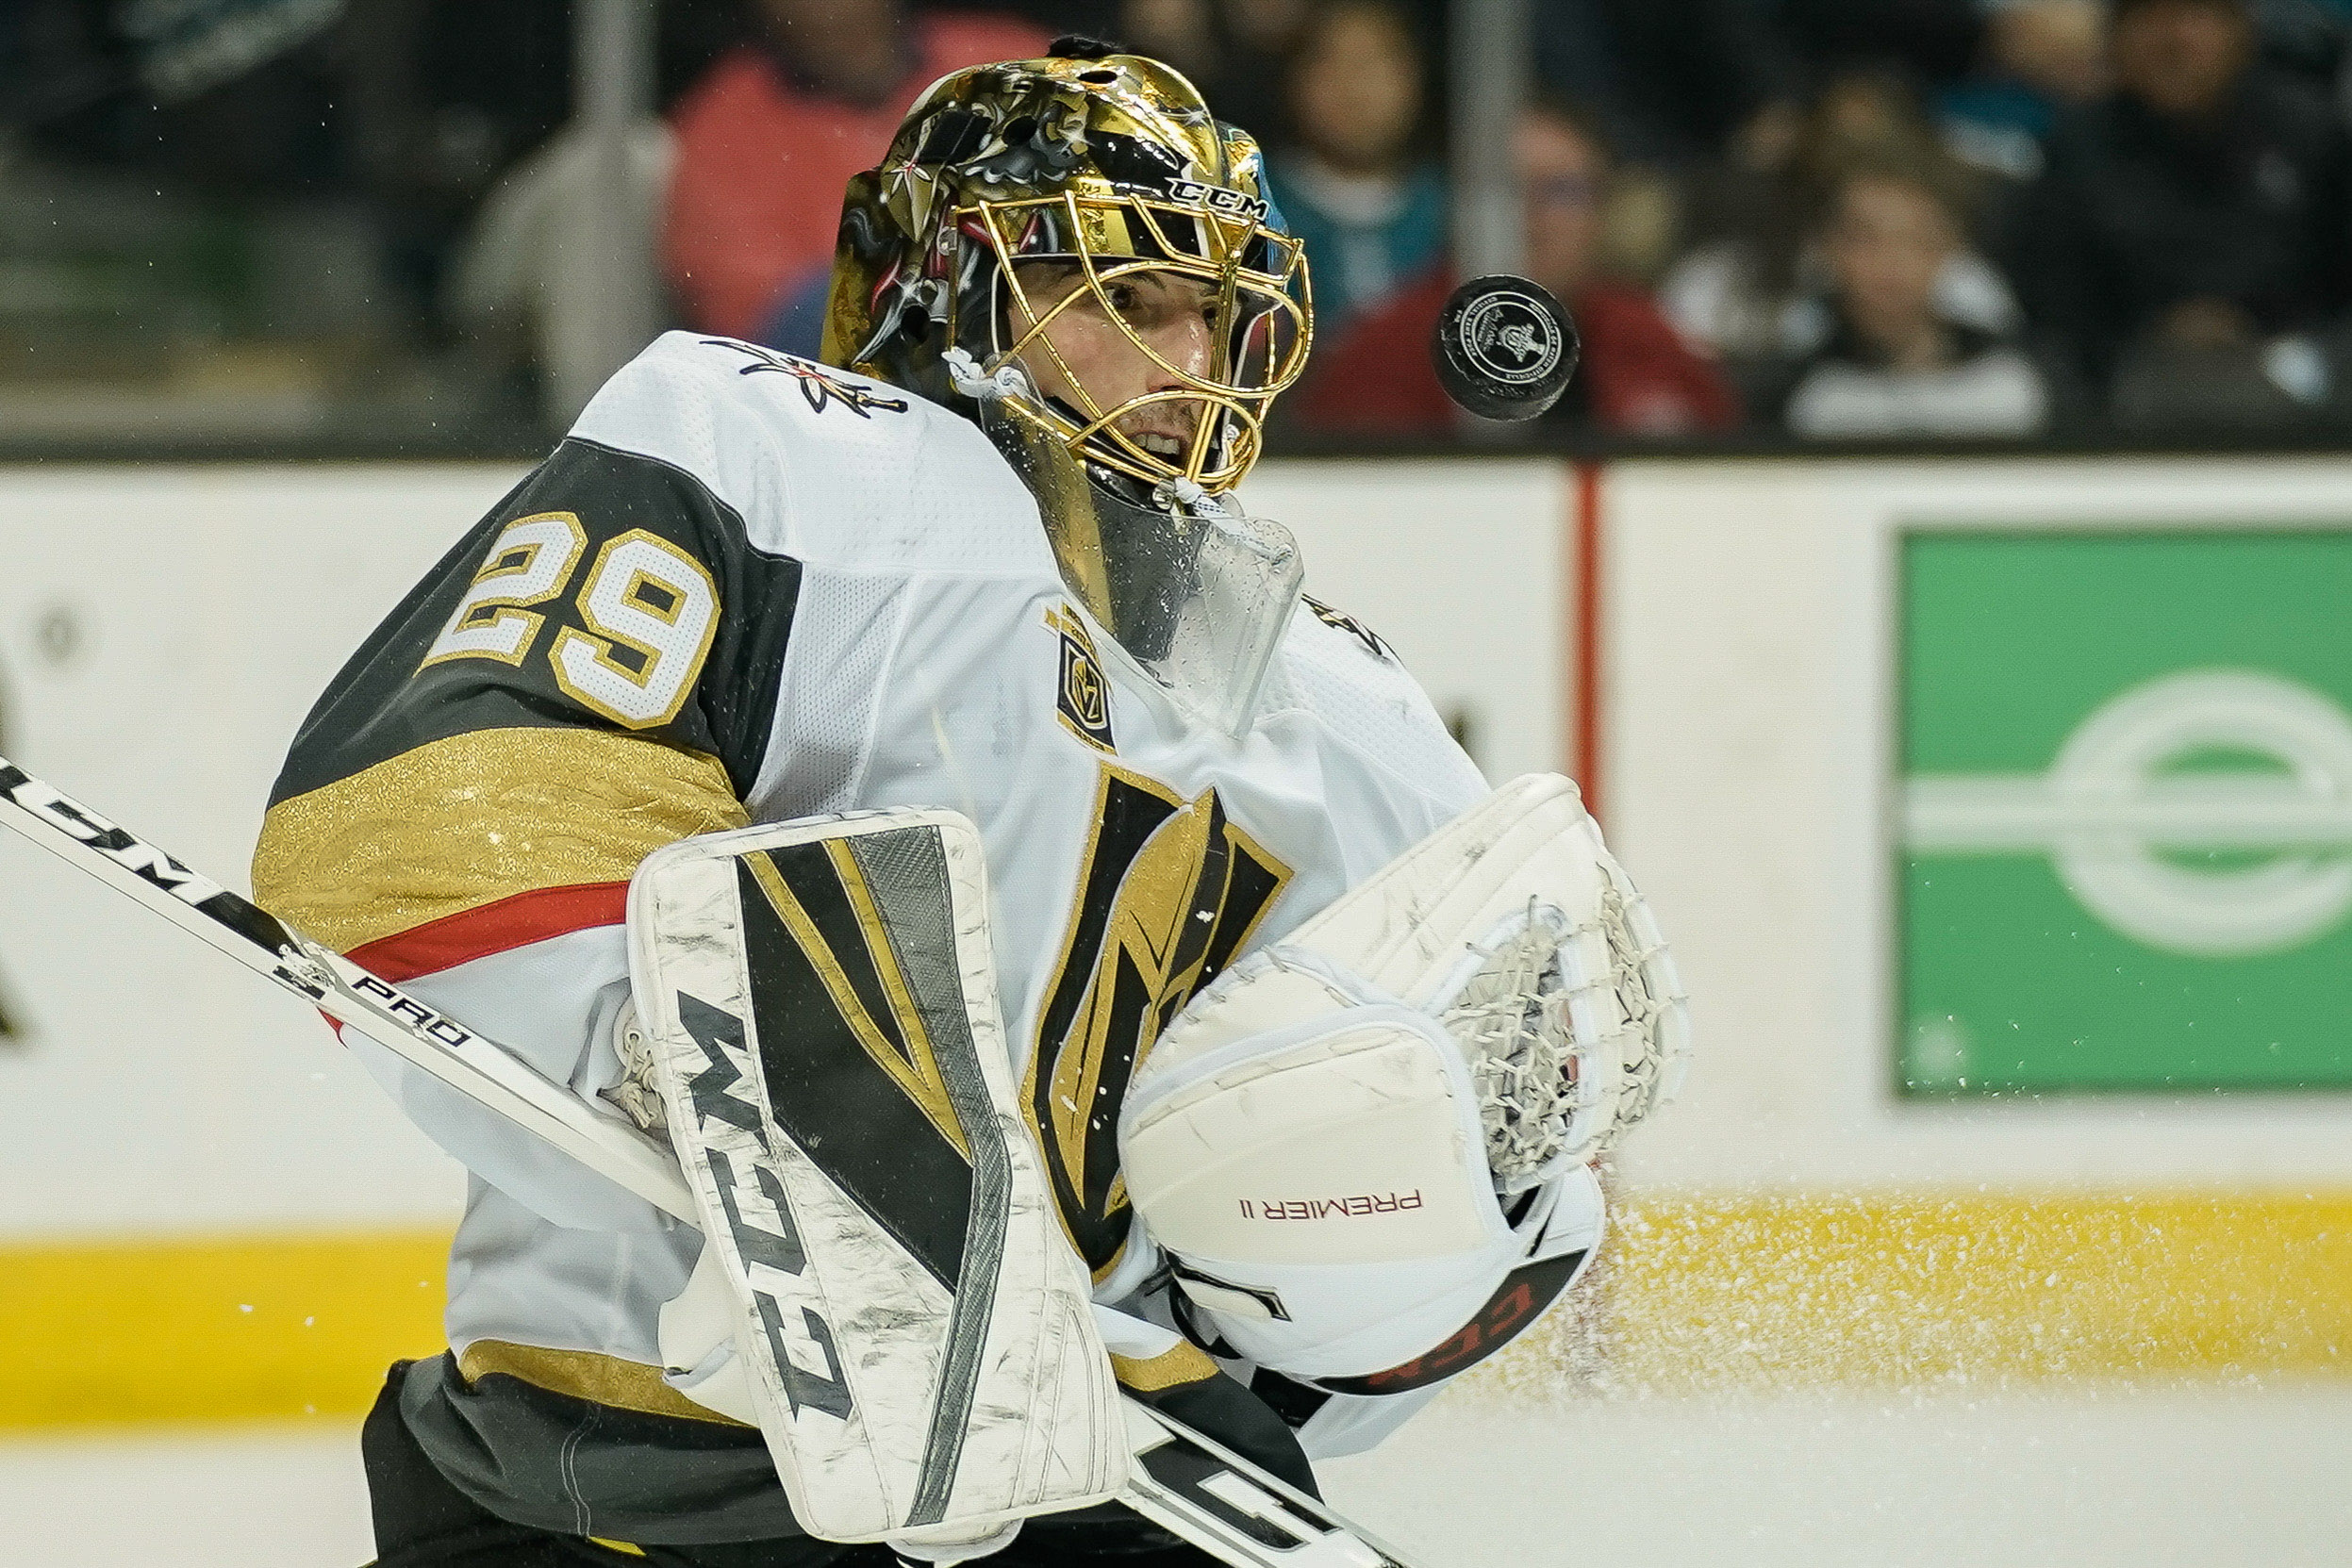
[{"left": 1118, "top": 772, "right": 1687, "bottom": 1388}]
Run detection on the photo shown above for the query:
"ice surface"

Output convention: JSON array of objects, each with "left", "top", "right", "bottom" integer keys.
[
  {"left": 0, "top": 1425, "right": 371, "bottom": 1565},
  {"left": 1321, "top": 1379, "right": 2352, "bottom": 1567},
  {"left": 3, "top": 1381, "right": 2347, "bottom": 1566}
]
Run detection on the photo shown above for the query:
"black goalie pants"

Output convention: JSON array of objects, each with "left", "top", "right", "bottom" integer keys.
[{"left": 360, "top": 1362, "right": 1226, "bottom": 1568}]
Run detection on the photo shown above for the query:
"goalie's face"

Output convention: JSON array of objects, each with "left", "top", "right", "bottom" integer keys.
[
  {"left": 967, "top": 190, "right": 1313, "bottom": 495},
  {"left": 1009, "top": 262, "right": 1219, "bottom": 472}
]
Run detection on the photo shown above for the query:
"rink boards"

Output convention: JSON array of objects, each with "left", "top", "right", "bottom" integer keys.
[{"left": 0, "top": 454, "right": 2347, "bottom": 1426}]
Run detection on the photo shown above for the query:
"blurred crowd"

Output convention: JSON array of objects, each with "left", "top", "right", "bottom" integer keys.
[
  {"left": 1252, "top": 0, "right": 2352, "bottom": 441},
  {"left": 7, "top": 0, "right": 2352, "bottom": 446}
]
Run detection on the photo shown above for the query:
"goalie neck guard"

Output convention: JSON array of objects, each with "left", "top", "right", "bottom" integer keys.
[{"left": 820, "top": 42, "right": 1313, "bottom": 735}]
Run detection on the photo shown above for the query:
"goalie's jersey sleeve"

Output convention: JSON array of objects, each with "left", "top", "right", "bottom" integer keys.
[{"left": 252, "top": 427, "right": 797, "bottom": 1227}]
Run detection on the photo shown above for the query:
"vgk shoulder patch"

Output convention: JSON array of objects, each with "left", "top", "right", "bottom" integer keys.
[
  {"left": 1046, "top": 604, "right": 1116, "bottom": 752},
  {"left": 627, "top": 813, "right": 1124, "bottom": 1542},
  {"left": 1302, "top": 595, "right": 1393, "bottom": 662},
  {"left": 704, "top": 339, "right": 912, "bottom": 419}
]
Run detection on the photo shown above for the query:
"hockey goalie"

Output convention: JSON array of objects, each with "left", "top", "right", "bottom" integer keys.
[{"left": 248, "top": 39, "right": 1687, "bottom": 1568}]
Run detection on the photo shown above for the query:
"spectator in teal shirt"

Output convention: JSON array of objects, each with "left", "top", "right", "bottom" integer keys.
[{"left": 1266, "top": 1, "right": 1449, "bottom": 334}]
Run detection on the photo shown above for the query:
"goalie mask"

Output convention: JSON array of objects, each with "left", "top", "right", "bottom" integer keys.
[{"left": 820, "top": 43, "right": 1312, "bottom": 734}]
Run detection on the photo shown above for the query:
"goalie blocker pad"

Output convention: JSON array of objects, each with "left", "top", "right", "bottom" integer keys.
[
  {"left": 1119, "top": 772, "right": 1681, "bottom": 1386},
  {"left": 626, "top": 811, "right": 1126, "bottom": 1543}
]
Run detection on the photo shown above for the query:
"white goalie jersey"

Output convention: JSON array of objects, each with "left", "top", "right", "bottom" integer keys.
[{"left": 255, "top": 332, "right": 1602, "bottom": 1515}]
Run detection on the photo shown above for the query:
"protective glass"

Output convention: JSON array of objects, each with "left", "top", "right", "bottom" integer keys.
[{"left": 973, "top": 369, "right": 1303, "bottom": 736}]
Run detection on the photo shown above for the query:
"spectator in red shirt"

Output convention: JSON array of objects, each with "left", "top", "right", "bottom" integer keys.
[
  {"left": 665, "top": 0, "right": 1049, "bottom": 346},
  {"left": 1290, "top": 100, "right": 1743, "bottom": 437}
]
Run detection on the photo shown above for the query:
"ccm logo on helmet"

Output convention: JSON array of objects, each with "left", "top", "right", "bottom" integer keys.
[{"left": 1166, "top": 178, "right": 1270, "bottom": 221}]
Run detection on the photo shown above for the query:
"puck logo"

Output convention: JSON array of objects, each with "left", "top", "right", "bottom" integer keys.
[{"left": 1458, "top": 291, "right": 1563, "bottom": 387}]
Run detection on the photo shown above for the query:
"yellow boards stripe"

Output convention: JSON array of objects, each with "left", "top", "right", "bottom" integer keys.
[
  {"left": 1492, "top": 1191, "right": 2352, "bottom": 1395},
  {"left": 0, "top": 1230, "right": 449, "bottom": 1429},
  {"left": 6, "top": 1195, "right": 2350, "bottom": 1430}
]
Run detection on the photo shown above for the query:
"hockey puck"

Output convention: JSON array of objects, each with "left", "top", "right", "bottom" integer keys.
[{"left": 1432, "top": 274, "right": 1579, "bottom": 421}]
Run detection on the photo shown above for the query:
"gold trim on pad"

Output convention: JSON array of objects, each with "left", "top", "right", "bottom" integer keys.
[
  {"left": 458, "top": 1340, "right": 751, "bottom": 1427},
  {"left": 1112, "top": 1342, "right": 1221, "bottom": 1393},
  {"left": 742, "top": 846, "right": 970, "bottom": 1160},
  {"left": 254, "top": 727, "right": 747, "bottom": 953}
]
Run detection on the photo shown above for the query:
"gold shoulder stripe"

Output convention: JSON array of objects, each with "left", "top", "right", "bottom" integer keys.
[
  {"left": 457, "top": 1339, "right": 753, "bottom": 1427},
  {"left": 253, "top": 727, "right": 747, "bottom": 954},
  {"left": 1110, "top": 1341, "right": 1221, "bottom": 1393}
]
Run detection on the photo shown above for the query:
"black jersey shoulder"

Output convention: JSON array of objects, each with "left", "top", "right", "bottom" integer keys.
[{"left": 271, "top": 437, "right": 801, "bottom": 806}]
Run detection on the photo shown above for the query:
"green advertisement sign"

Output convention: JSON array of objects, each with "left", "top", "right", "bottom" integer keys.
[{"left": 1898, "top": 528, "right": 2352, "bottom": 1095}]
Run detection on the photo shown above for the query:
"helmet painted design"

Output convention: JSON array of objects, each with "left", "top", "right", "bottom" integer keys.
[{"left": 820, "top": 46, "right": 1313, "bottom": 496}]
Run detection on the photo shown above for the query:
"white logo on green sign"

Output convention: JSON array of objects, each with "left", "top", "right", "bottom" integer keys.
[
  {"left": 1906, "top": 669, "right": 2352, "bottom": 956},
  {"left": 1899, "top": 528, "right": 2352, "bottom": 1094}
]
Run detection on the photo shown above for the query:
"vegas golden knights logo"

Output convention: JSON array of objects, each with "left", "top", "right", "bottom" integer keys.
[
  {"left": 1046, "top": 605, "right": 1115, "bottom": 752},
  {"left": 1024, "top": 764, "right": 1290, "bottom": 1276}
]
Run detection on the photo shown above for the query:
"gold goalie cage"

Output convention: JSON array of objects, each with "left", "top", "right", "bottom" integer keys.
[{"left": 965, "top": 188, "right": 1315, "bottom": 494}]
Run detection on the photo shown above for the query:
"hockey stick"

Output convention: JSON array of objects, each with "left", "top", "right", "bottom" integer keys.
[{"left": 0, "top": 754, "right": 1416, "bottom": 1568}]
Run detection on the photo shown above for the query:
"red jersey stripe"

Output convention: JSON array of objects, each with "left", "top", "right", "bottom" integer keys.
[{"left": 348, "top": 881, "right": 629, "bottom": 982}]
